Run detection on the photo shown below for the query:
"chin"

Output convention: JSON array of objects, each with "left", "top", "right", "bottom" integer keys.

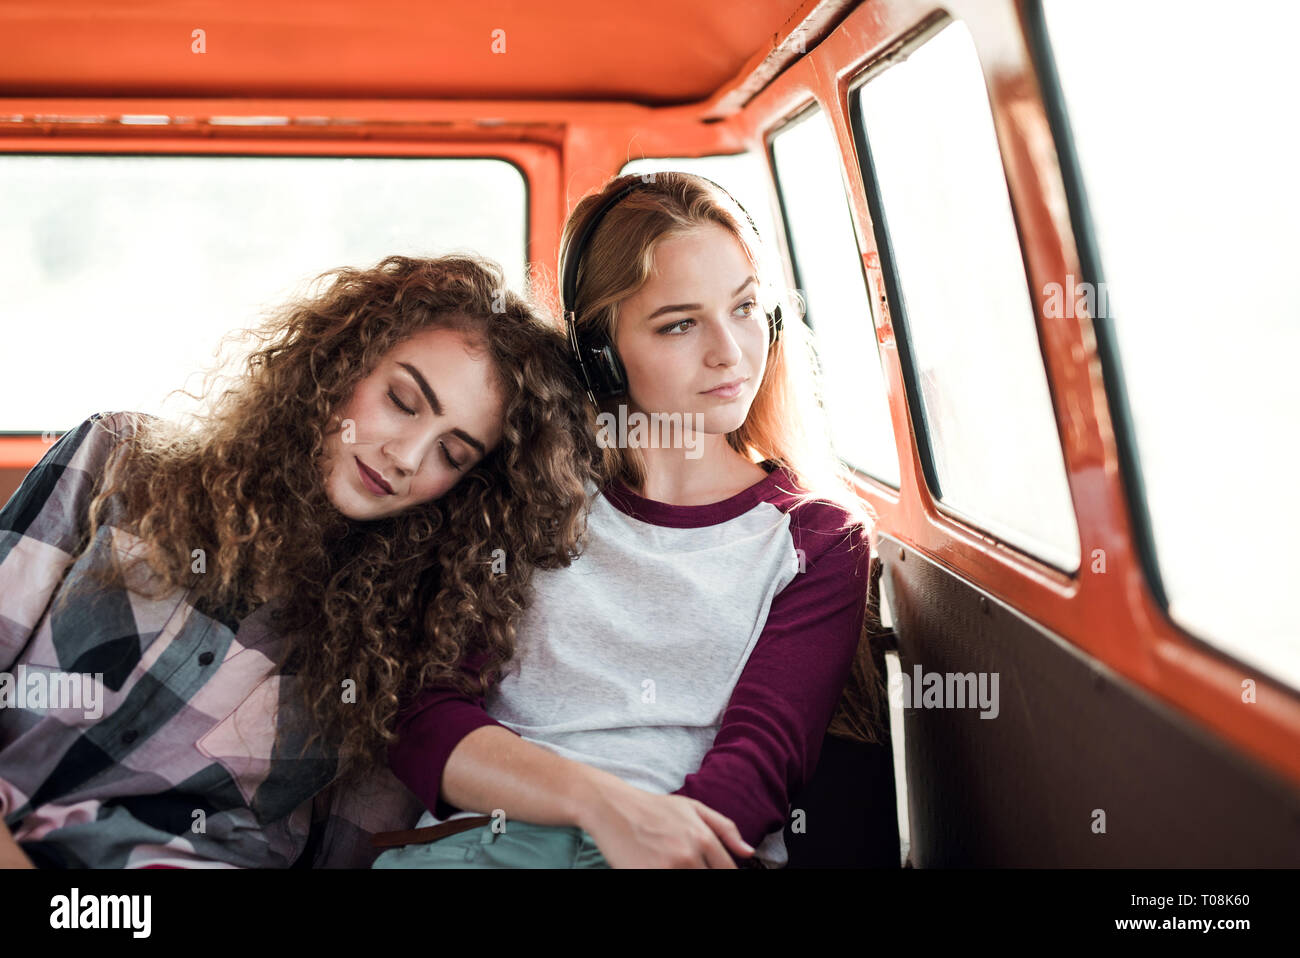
[
  {"left": 324, "top": 482, "right": 367, "bottom": 521},
  {"left": 696, "top": 407, "right": 752, "bottom": 437},
  {"left": 325, "top": 495, "right": 360, "bottom": 521}
]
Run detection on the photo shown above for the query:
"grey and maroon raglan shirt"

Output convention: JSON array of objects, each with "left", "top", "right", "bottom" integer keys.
[{"left": 388, "top": 463, "right": 870, "bottom": 868}]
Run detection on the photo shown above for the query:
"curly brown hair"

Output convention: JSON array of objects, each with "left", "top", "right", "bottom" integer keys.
[{"left": 61, "top": 253, "right": 600, "bottom": 783}]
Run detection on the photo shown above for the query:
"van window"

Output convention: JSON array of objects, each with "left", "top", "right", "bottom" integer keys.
[
  {"left": 0, "top": 155, "right": 526, "bottom": 431},
  {"left": 854, "top": 20, "right": 1081, "bottom": 570},
  {"left": 769, "top": 109, "right": 900, "bottom": 487},
  {"left": 1040, "top": 0, "right": 1300, "bottom": 686}
]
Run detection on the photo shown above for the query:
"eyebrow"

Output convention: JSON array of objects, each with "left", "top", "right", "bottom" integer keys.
[
  {"left": 643, "top": 275, "right": 758, "bottom": 321},
  {"left": 396, "top": 361, "right": 488, "bottom": 457}
]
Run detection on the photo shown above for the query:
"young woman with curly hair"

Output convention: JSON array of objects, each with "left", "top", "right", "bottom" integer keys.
[
  {"left": 0, "top": 253, "right": 597, "bottom": 869},
  {"left": 375, "top": 173, "right": 885, "bottom": 870}
]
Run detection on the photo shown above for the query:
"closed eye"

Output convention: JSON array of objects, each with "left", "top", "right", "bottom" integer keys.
[
  {"left": 388, "top": 388, "right": 416, "bottom": 415},
  {"left": 439, "top": 441, "right": 463, "bottom": 471}
]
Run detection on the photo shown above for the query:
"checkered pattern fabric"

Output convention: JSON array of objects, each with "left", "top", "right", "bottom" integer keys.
[{"left": 0, "top": 411, "right": 423, "bottom": 868}]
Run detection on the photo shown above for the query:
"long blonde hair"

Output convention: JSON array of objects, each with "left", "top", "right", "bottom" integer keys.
[{"left": 559, "top": 172, "right": 886, "bottom": 744}]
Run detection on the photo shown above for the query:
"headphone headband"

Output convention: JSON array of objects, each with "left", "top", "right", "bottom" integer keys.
[{"left": 560, "top": 181, "right": 640, "bottom": 320}]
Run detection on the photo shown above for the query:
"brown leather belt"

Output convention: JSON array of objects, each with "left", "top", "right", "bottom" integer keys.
[{"left": 371, "top": 815, "right": 494, "bottom": 849}]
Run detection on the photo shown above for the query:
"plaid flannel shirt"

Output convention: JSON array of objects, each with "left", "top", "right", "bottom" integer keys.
[{"left": 0, "top": 411, "right": 424, "bottom": 867}]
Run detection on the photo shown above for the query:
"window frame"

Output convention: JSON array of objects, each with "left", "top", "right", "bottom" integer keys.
[
  {"left": 1021, "top": 0, "right": 1167, "bottom": 607},
  {"left": 846, "top": 15, "right": 1082, "bottom": 574},
  {"left": 765, "top": 99, "right": 903, "bottom": 490}
]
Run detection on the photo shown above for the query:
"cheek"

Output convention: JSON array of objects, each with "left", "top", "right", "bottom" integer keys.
[
  {"left": 342, "top": 388, "right": 386, "bottom": 433},
  {"left": 325, "top": 389, "right": 378, "bottom": 477},
  {"left": 409, "top": 472, "right": 454, "bottom": 505},
  {"left": 625, "top": 342, "right": 683, "bottom": 398}
]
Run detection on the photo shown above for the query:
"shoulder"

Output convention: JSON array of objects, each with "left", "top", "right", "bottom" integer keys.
[
  {"left": 31, "top": 411, "right": 162, "bottom": 509},
  {"left": 88, "top": 410, "right": 157, "bottom": 441},
  {"left": 3, "top": 412, "right": 155, "bottom": 546},
  {"left": 65, "top": 410, "right": 161, "bottom": 465},
  {"left": 58, "top": 410, "right": 155, "bottom": 454},
  {"left": 761, "top": 466, "right": 871, "bottom": 579}
]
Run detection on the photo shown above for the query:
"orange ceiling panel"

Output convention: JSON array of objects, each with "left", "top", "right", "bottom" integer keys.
[{"left": 0, "top": 0, "right": 804, "bottom": 104}]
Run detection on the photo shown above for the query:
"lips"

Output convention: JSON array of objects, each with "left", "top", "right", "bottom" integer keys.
[
  {"left": 702, "top": 378, "right": 747, "bottom": 397},
  {"left": 356, "top": 458, "right": 394, "bottom": 495}
]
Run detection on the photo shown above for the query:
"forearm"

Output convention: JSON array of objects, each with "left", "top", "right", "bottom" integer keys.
[
  {"left": 440, "top": 725, "right": 632, "bottom": 832},
  {"left": 671, "top": 519, "right": 871, "bottom": 848},
  {"left": 0, "top": 819, "right": 34, "bottom": 869}
]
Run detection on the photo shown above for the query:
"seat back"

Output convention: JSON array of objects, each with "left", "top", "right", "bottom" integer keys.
[{"left": 784, "top": 555, "right": 902, "bottom": 868}]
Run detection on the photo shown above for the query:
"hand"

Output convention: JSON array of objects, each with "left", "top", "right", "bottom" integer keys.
[
  {"left": 578, "top": 781, "right": 756, "bottom": 868},
  {"left": 0, "top": 820, "right": 35, "bottom": 869}
]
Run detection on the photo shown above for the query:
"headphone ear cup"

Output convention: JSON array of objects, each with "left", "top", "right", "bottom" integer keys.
[
  {"left": 567, "top": 312, "right": 628, "bottom": 401},
  {"left": 590, "top": 340, "right": 628, "bottom": 398}
]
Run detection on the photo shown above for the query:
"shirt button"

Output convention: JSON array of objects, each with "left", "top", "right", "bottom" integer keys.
[
  {"left": 198, "top": 651, "right": 215, "bottom": 666},
  {"left": 121, "top": 729, "right": 138, "bottom": 744}
]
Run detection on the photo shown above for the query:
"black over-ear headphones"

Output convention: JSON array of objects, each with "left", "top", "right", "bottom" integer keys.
[{"left": 562, "top": 174, "right": 784, "bottom": 406}]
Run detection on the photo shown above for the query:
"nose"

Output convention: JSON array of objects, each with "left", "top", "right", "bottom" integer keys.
[
  {"left": 703, "top": 314, "right": 743, "bottom": 367},
  {"left": 382, "top": 425, "right": 438, "bottom": 478}
]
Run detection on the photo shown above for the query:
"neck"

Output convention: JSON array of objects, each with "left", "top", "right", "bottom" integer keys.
[{"left": 632, "top": 431, "right": 768, "bottom": 506}]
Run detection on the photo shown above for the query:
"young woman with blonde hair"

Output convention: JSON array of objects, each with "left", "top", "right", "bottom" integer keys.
[
  {"left": 376, "top": 173, "right": 885, "bottom": 870},
  {"left": 0, "top": 253, "right": 597, "bottom": 869}
]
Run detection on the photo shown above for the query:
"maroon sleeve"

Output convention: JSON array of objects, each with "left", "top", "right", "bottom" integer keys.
[
  {"left": 387, "top": 650, "right": 519, "bottom": 820},
  {"left": 671, "top": 504, "right": 870, "bottom": 857}
]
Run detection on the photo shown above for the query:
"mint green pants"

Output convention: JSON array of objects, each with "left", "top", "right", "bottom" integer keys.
[{"left": 372, "top": 820, "right": 610, "bottom": 869}]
